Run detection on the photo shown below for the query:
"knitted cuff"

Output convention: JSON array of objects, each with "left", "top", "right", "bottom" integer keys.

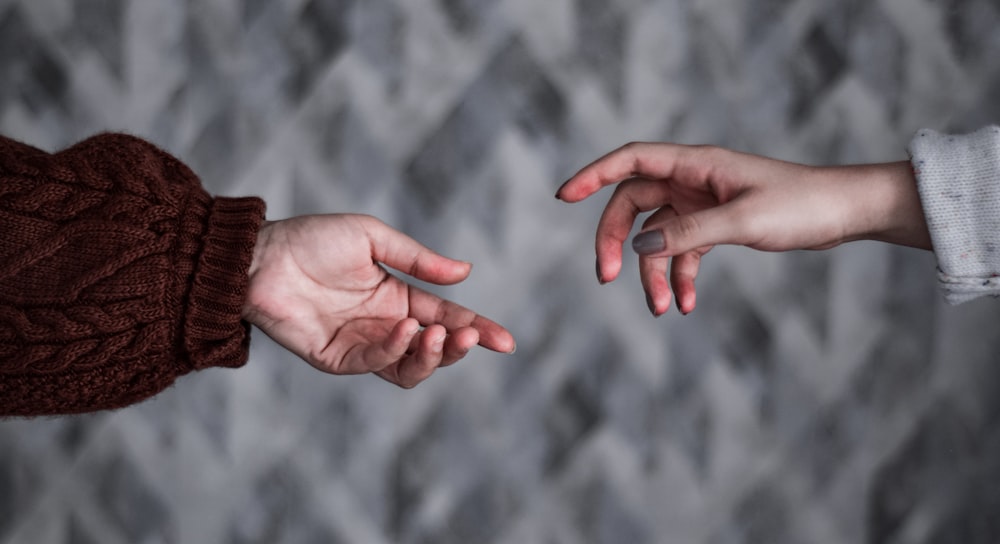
[
  {"left": 909, "top": 126, "right": 1000, "bottom": 304},
  {"left": 182, "top": 196, "right": 266, "bottom": 370}
]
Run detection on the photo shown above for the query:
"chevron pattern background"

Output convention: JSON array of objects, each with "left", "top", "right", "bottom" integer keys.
[{"left": 2, "top": 0, "right": 1000, "bottom": 542}]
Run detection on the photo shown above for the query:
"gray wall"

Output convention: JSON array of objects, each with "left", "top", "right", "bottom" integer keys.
[{"left": 2, "top": 0, "right": 999, "bottom": 542}]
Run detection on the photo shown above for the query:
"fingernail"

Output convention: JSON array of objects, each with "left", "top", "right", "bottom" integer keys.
[
  {"left": 632, "top": 230, "right": 665, "bottom": 255},
  {"left": 646, "top": 293, "right": 659, "bottom": 317},
  {"left": 596, "top": 260, "right": 606, "bottom": 284},
  {"left": 432, "top": 335, "right": 445, "bottom": 353}
]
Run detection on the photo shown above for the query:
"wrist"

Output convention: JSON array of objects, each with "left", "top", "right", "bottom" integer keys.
[
  {"left": 860, "top": 161, "right": 932, "bottom": 249},
  {"left": 247, "top": 220, "right": 274, "bottom": 278},
  {"left": 243, "top": 220, "right": 274, "bottom": 322}
]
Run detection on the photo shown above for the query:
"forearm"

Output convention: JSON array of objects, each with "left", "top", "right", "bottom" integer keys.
[
  {"left": 0, "top": 133, "right": 265, "bottom": 416},
  {"left": 832, "top": 160, "right": 932, "bottom": 250}
]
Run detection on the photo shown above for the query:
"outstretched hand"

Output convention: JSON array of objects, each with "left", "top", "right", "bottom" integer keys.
[
  {"left": 242, "top": 214, "right": 515, "bottom": 388},
  {"left": 556, "top": 143, "right": 930, "bottom": 316}
]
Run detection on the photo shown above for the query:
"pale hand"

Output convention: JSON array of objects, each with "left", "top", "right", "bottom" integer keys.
[
  {"left": 557, "top": 143, "right": 931, "bottom": 316},
  {"left": 242, "top": 214, "right": 515, "bottom": 388}
]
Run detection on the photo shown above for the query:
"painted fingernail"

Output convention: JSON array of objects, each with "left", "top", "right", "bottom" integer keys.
[
  {"left": 596, "top": 260, "right": 606, "bottom": 284},
  {"left": 646, "top": 293, "right": 659, "bottom": 317},
  {"left": 632, "top": 230, "right": 665, "bottom": 255}
]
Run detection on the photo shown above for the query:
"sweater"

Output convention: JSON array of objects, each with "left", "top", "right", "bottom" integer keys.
[
  {"left": 0, "top": 133, "right": 266, "bottom": 416},
  {"left": 909, "top": 126, "right": 1000, "bottom": 304}
]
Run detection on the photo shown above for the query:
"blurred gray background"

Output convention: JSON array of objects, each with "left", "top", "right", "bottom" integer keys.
[{"left": 2, "top": 0, "right": 1000, "bottom": 542}]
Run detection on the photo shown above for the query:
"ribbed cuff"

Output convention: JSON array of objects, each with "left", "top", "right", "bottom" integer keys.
[
  {"left": 183, "top": 196, "right": 266, "bottom": 370},
  {"left": 909, "top": 126, "right": 1000, "bottom": 304}
]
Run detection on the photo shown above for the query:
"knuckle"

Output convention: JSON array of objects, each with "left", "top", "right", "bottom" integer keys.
[
  {"left": 674, "top": 214, "right": 702, "bottom": 239},
  {"left": 621, "top": 141, "right": 645, "bottom": 153},
  {"left": 692, "top": 144, "right": 729, "bottom": 165}
]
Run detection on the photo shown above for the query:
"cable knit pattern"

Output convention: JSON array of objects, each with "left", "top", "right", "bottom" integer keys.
[
  {"left": 0, "top": 133, "right": 265, "bottom": 415},
  {"left": 909, "top": 126, "right": 1000, "bottom": 304}
]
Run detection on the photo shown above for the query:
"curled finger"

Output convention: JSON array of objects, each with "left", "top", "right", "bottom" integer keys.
[
  {"left": 385, "top": 324, "right": 448, "bottom": 388},
  {"left": 669, "top": 251, "right": 704, "bottom": 315},
  {"left": 596, "top": 178, "right": 674, "bottom": 283},
  {"left": 638, "top": 207, "right": 678, "bottom": 316},
  {"left": 439, "top": 327, "right": 479, "bottom": 368}
]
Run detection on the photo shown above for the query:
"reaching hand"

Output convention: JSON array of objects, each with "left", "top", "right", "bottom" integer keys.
[
  {"left": 556, "top": 143, "right": 931, "bottom": 316},
  {"left": 241, "top": 214, "right": 516, "bottom": 388}
]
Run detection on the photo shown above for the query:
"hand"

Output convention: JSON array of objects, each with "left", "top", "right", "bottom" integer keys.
[
  {"left": 241, "top": 214, "right": 516, "bottom": 388},
  {"left": 556, "top": 143, "right": 931, "bottom": 316}
]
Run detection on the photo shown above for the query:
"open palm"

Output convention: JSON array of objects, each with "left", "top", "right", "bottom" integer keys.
[{"left": 242, "top": 214, "right": 515, "bottom": 388}]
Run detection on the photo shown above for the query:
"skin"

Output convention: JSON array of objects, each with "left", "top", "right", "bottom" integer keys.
[
  {"left": 242, "top": 213, "right": 516, "bottom": 389},
  {"left": 556, "top": 142, "right": 932, "bottom": 316}
]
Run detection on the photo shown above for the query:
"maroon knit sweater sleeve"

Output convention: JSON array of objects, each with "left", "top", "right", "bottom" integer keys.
[{"left": 0, "top": 133, "right": 266, "bottom": 416}]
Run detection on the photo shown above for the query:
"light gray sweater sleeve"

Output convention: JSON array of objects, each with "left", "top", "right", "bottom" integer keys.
[{"left": 908, "top": 126, "right": 1000, "bottom": 304}]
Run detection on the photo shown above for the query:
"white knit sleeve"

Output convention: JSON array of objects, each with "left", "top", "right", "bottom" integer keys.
[{"left": 908, "top": 126, "right": 1000, "bottom": 304}]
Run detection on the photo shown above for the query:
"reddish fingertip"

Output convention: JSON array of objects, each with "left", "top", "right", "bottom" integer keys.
[
  {"left": 678, "top": 295, "right": 695, "bottom": 316},
  {"left": 646, "top": 293, "right": 660, "bottom": 317},
  {"left": 555, "top": 179, "right": 572, "bottom": 200}
]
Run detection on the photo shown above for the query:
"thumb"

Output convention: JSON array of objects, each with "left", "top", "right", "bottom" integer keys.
[
  {"left": 631, "top": 205, "right": 747, "bottom": 257},
  {"left": 366, "top": 219, "right": 472, "bottom": 285}
]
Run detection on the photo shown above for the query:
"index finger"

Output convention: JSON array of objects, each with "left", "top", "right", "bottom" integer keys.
[{"left": 556, "top": 142, "right": 682, "bottom": 202}]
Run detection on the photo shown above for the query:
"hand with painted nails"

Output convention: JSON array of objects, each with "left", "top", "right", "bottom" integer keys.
[
  {"left": 242, "top": 214, "right": 516, "bottom": 388},
  {"left": 556, "top": 142, "right": 932, "bottom": 316}
]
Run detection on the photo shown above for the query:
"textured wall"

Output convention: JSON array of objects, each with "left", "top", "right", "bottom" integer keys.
[{"left": 2, "top": 0, "right": 1000, "bottom": 542}]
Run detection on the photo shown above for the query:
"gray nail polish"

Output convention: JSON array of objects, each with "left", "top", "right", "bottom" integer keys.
[
  {"left": 596, "top": 260, "right": 605, "bottom": 284},
  {"left": 632, "top": 231, "right": 665, "bottom": 255}
]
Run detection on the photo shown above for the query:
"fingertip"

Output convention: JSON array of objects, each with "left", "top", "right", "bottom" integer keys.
[
  {"left": 554, "top": 175, "right": 592, "bottom": 203},
  {"left": 425, "top": 257, "right": 473, "bottom": 285},
  {"left": 394, "top": 318, "right": 420, "bottom": 347},
  {"left": 462, "top": 327, "right": 481, "bottom": 349},
  {"left": 502, "top": 332, "right": 517, "bottom": 354},
  {"left": 447, "top": 259, "right": 474, "bottom": 281},
  {"left": 555, "top": 179, "right": 569, "bottom": 200},
  {"left": 404, "top": 317, "right": 421, "bottom": 334},
  {"left": 430, "top": 329, "right": 447, "bottom": 354},
  {"left": 481, "top": 328, "right": 516, "bottom": 354},
  {"left": 595, "top": 256, "right": 622, "bottom": 285},
  {"left": 645, "top": 292, "right": 661, "bottom": 318},
  {"left": 678, "top": 292, "right": 696, "bottom": 315}
]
